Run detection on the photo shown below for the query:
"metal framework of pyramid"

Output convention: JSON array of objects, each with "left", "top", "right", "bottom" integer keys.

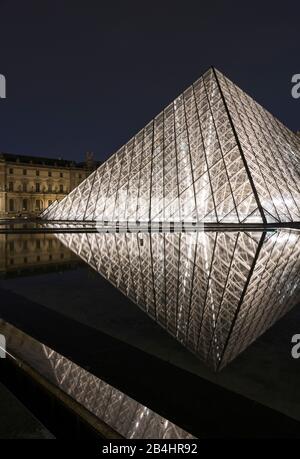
[{"left": 41, "top": 67, "right": 300, "bottom": 224}]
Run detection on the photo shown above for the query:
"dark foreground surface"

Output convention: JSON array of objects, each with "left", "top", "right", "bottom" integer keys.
[
  {"left": 0, "top": 382, "right": 54, "bottom": 439},
  {"left": 0, "top": 271, "right": 300, "bottom": 438}
]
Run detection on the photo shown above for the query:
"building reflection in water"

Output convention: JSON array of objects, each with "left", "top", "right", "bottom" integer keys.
[
  {"left": 0, "top": 320, "right": 194, "bottom": 439},
  {"left": 0, "top": 233, "right": 80, "bottom": 277},
  {"left": 54, "top": 229, "right": 300, "bottom": 370}
]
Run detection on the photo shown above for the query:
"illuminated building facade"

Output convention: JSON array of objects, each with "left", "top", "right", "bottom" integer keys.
[{"left": 0, "top": 152, "right": 98, "bottom": 218}]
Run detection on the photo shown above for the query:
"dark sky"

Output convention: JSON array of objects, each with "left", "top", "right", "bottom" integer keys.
[{"left": 0, "top": 0, "right": 299, "bottom": 163}]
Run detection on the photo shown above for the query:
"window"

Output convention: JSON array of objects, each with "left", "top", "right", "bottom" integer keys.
[
  {"left": 23, "top": 257, "right": 27, "bottom": 264},
  {"left": 8, "top": 182, "right": 13, "bottom": 192},
  {"left": 36, "top": 170, "right": 40, "bottom": 176},
  {"left": 79, "top": 173, "right": 82, "bottom": 179},
  {"left": 59, "top": 184, "right": 64, "bottom": 193},
  {"left": 22, "top": 199, "right": 28, "bottom": 211},
  {"left": 9, "top": 199, "right": 14, "bottom": 212},
  {"left": 9, "top": 241, "right": 14, "bottom": 251},
  {"left": 36, "top": 183, "right": 40, "bottom": 192},
  {"left": 9, "top": 168, "right": 13, "bottom": 174},
  {"left": 22, "top": 182, "right": 27, "bottom": 192},
  {"left": 48, "top": 171, "right": 52, "bottom": 177},
  {"left": 60, "top": 172, "right": 63, "bottom": 178},
  {"left": 35, "top": 199, "right": 42, "bottom": 211},
  {"left": 23, "top": 169, "right": 27, "bottom": 175},
  {"left": 36, "top": 240, "right": 40, "bottom": 249}
]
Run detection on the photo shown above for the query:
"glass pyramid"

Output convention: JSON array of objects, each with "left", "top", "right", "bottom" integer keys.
[{"left": 41, "top": 68, "right": 300, "bottom": 225}]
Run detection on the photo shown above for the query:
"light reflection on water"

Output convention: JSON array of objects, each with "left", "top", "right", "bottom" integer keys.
[
  {"left": 0, "top": 320, "right": 194, "bottom": 439},
  {"left": 49, "top": 228, "right": 300, "bottom": 371}
]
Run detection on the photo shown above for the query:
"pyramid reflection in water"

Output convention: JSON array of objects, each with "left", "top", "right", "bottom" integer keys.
[
  {"left": 0, "top": 321, "right": 193, "bottom": 439},
  {"left": 54, "top": 229, "right": 300, "bottom": 370}
]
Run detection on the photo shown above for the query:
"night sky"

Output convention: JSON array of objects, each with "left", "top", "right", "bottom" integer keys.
[{"left": 0, "top": 0, "right": 299, "bottom": 163}]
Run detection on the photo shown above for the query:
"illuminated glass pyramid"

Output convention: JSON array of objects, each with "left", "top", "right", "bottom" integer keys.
[{"left": 41, "top": 68, "right": 300, "bottom": 224}]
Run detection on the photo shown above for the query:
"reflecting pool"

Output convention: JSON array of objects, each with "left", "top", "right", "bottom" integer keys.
[{"left": 1, "top": 226, "right": 300, "bottom": 438}]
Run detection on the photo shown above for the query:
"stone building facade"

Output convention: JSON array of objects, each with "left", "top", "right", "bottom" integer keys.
[{"left": 0, "top": 152, "right": 97, "bottom": 218}]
